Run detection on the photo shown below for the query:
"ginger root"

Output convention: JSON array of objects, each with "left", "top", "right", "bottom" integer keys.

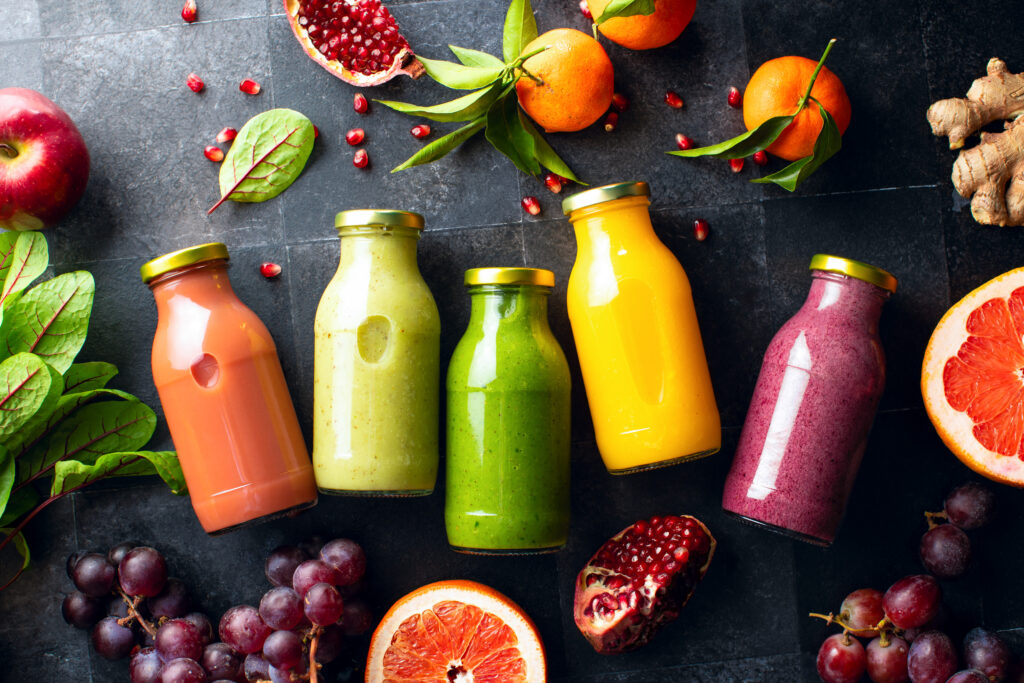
[{"left": 927, "top": 58, "right": 1024, "bottom": 226}]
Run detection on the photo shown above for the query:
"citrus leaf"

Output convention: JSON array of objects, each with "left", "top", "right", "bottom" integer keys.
[
  {"left": 0, "top": 353, "right": 63, "bottom": 442},
  {"left": 594, "top": 0, "right": 656, "bottom": 24},
  {"left": 518, "top": 111, "right": 583, "bottom": 183},
  {"left": 0, "top": 448, "right": 13, "bottom": 521},
  {"left": 419, "top": 56, "right": 504, "bottom": 90},
  {"left": 0, "top": 232, "right": 48, "bottom": 308},
  {"left": 449, "top": 45, "right": 505, "bottom": 69},
  {"left": 752, "top": 100, "right": 842, "bottom": 191},
  {"left": 392, "top": 118, "right": 487, "bottom": 172},
  {"left": 209, "top": 108, "right": 315, "bottom": 214},
  {"left": 62, "top": 362, "right": 118, "bottom": 393},
  {"left": 486, "top": 93, "right": 541, "bottom": 176},
  {"left": 51, "top": 451, "right": 186, "bottom": 497},
  {"left": 503, "top": 0, "right": 538, "bottom": 62},
  {"left": 376, "top": 83, "right": 504, "bottom": 123},
  {"left": 0, "top": 271, "right": 94, "bottom": 374},
  {"left": 669, "top": 114, "right": 796, "bottom": 160}
]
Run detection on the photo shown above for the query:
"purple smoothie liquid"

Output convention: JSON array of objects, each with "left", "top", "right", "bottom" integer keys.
[{"left": 722, "top": 270, "right": 889, "bottom": 545}]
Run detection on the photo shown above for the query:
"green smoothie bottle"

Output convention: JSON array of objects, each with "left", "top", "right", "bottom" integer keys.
[{"left": 445, "top": 268, "right": 571, "bottom": 554}]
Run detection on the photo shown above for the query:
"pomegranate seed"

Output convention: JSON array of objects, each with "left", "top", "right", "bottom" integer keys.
[
  {"left": 353, "top": 93, "right": 369, "bottom": 114},
  {"left": 579, "top": 0, "right": 592, "bottom": 19},
  {"left": 675, "top": 133, "right": 694, "bottom": 150},
  {"left": 544, "top": 173, "right": 565, "bottom": 194},
  {"left": 186, "top": 73, "right": 204, "bottom": 93},
  {"left": 313, "top": 125, "right": 319, "bottom": 139},
  {"left": 752, "top": 150, "right": 768, "bottom": 166},
  {"left": 664, "top": 91, "right": 684, "bottom": 109},
  {"left": 729, "top": 158, "right": 744, "bottom": 173},
  {"left": 410, "top": 124, "right": 431, "bottom": 139},
  {"left": 239, "top": 78, "right": 261, "bottom": 95},
  {"left": 204, "top": 146, "right": 224, "bottom": 162},
  {"left": 727, "top": 86, "right": 742, "bottom": 108},
  {"left": 610, "top": 92, "right": 630, "bottom": 113},
  {"left": 216, "top": 127, "right": 237, "bottom": 143},
  {"left": 521, "top": 196, "right": 541, "bottom": 216},
  {"left": 345, "top": 128, "right": 365, "bottom": 145},
  {"left": 260, "top": 262, "right": 282, "bottom": 278},
  {"left": 604, "top": 111, "right": 618, "bottom": 132},
  {"left": 693, "top": 219, "right": 709, "bottom": 242},
  {"left": 353, "top": 149, "right": 369, "bottom": 168},
  {"left": 181, "top": 0, "right": 197, "bottom": 23}
]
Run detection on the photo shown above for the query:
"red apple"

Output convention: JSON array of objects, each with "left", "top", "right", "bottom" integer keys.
[{"left": 0, "top": 87, "right": 90, "bottom": 231}]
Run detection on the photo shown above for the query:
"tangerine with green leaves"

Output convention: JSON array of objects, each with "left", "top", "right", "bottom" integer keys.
[{"left": 586, "top": 0, "right": 697, "bottom": 50}]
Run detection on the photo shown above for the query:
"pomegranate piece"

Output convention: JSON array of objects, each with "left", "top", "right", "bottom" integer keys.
[
  {"left": 345, "top": 128, "right": 365, "bottom": 146},
  {"left": 544, "top": 173, "right": 565, "bottom": 194},
  {"left": 239, "top": 79, "right": 261, "bottom": 95},
  {"left": 729, "top": 158, "right": 744, "bottom": 173},
  {"left": 353, "top": 93, "right": 369, "bottom": 114},
  {"left": 216, "top": 127, "right": 237, "bottom": 143},
  {"left": 573, "top": 515, "right": 715, "bottom": 654},
  {"left": 410, "top": 124, "right": 431, "bottom": 139},
  {"left": 353, "top": 149, "right": 369, "bottom": 169},
  {"left": 260, "top": 262, "right": 282, "bottom": 278},
  {"left": 186, "top": 73, "right": 204, "bottom": 93},
  {"left": 521, "top": 196, "right": 541, "bottom": 216},
  {"left": 675, "top": 133, "right": 694, "bottom": 150},
  {"left": 181, "top": 0, "right": 197, "bottom": 23},
  {"left": 579, "top": 0, "right": 592, "bottom": 20},
  {"left": 285, "top": 0, "right": 424, "bottom": 87},
  {"left": 727, "top": 86, "right": 742, "bottom": 108},
  {"left": 692, "top": 219, "right": 709, "bottom": 241},
  {"left": 664, "top": 91, "right": 684, "bottom": 109},
  {"left": 611, "top": 92, "right": 630, "bottom": 113},
  {"left": 204, "top": 146, "right": 224, "bottom": 163},
  {"left": 752, "top": 150, "right": 768, "bottom": 166},
  {"left": 603, "top": 111, "right": 618, "bottom": 132}
]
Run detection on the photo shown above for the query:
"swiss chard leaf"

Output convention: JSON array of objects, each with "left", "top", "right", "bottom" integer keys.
[
  {"left": 0, "top": 232, "right": 47, "bottom": 308},
  {"left": 503, "top": 0, "right": 538, "bottom": 62},
  {"left": 0, "top": 527, "right": 29, "bottom": 577},
  {"left": 0, "top": 353, "right": 63, "bottom": 441},
  {"left": 0, "top": 448, "right": 13, "bottom": 521},
  {"left": 669, "top": 114, "right": 796, "bottom": 160},
  {"left": 419, "top": 56, "right": 504, "bottom": 90},
  {"left": 51, "top": 451, "right": 187, "bottom": 497},
  {"left": 62, "top": 362, "right": 118, "bottom": 393},
  {"left": 449, "top": 45, "right": 505, "bottom": 69},
  {"left": 752, "top": 100, "right": 842, "bottom": 191},
  {"left": 377, "top": 83, "right": 505, "bottom": 123},
  {"left": 518, "top": 111, "right": 583, "bottom": 183},
  {"left": 0, "top": 271, "right": 94, "bottom": 374},
  {"left": 393, "top": 118, "right": 487, "bottom": 172},
  {"left": 0, "top": 486, "right": 36, "bottom": 527},
  {"left": 485, "top": 93, "right": 541, "bottom": 176},
  {"left": 209, "top": 109, "right": 315, "bottom": 214},
  {"left": 594, "top": 0, "right": 656, "bottom": 24}
]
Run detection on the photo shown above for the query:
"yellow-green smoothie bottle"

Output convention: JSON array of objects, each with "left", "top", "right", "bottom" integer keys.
[{"left": 313, "top": 210, "right": 440, "bottom": 496}]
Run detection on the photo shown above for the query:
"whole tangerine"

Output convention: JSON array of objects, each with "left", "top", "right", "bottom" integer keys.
[
  {"left": 742, "top": 55, "right": 851, "bottom": 161},
  {"left": 586, "top": 0, "right": 697, "bottom": 50},
  {"left": 515, "top": 28, "right": 614, "bottom": 133}
]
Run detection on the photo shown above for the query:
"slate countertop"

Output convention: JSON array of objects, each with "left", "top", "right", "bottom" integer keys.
[{"left": 1, "top": 0, "right": 1023, "bottom": 681}]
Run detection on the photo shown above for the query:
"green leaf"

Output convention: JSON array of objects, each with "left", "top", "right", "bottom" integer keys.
[
  {"left": 669, "top": 114, "right": 796, "bottom": 160},
  {"left": 752, "top": 100, "right": 842, "bottom": 191},
  {"left": 594, "top": 0, "right": 656, "bottom": 24},
  {"left": 2, "top": 388, "right": 137, "bottom": 459},
  {"left": 0, "top": 448, "right": 13, "bottom": 521},
  {"left": 209, "top": 108, "right": 315, "bottom": 214},
  {"left": 0, "top": 527, "right": 30, "bottom": 575},
  {"left": 62, "top": 362, "right": 118, "bottom": 393},
  {"left": 17, "top": 399, "right": 156, "bottom": 485},
  {"left": 376, "top": 83, "right": 505, "bottom": 123},
  {"left": 449, "top": 45, "right": 505, "bottom": 69},
  {"left": 0, "top": 486, "right": 37, "bottom": 527},
  {"left": 503, "top": 0, "right": 538, "bottom": 62},
  {"left": 51, "top": 451, "right": 187, "bottom": 497},
  {"left": 419, "top": 56, "right": 504, "bottom": 90},
  {"left": 392, "top": 118, "right": 487, "bottom": 172},
  {"left": 486, "top": 94, "right": 541, "bottom": 176},
  {"left": 0, "top": 271, "right": 94, "bottom": 374},
  {"left": 0, "top": 232, "right": 48, "bottom": 308},
  {"left": 0, "top": 353, "right": 63, "bottom": 441},
  {"left": 518, "top": 111, "right": 583, "bottom": 183}
]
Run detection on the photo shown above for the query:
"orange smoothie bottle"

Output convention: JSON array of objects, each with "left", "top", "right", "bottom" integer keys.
[
  {"left": 142, "top": 243, "right": 317, "bottom": 534},
  {"left": 562, "top": 182, "right": 720, "bottom": 473}
]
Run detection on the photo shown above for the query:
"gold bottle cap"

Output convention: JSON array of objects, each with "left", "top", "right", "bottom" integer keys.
[
  {"left": 809, "top": 254, "right": 898, "bottom": 293},
  {"left": 334, "top": 209, "right": 424, "bottom": 231},
  {"left": 464, "top": 267, "right": 555, "bottom": 287},
  {"left": 140, "top": 243, "right": 229, "bottom": 283},
  {"left": 562, "top": 181, "right": 650, "bottom": 215}
]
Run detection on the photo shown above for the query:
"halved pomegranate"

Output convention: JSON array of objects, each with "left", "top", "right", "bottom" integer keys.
[
  {"left": 284, "top": 0, "right": 424, "bottom": 87},
  {"left": 573, "top": 515, "right": 715, "bottom": 654}
]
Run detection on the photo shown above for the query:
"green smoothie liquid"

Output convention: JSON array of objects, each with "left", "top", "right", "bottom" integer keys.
[{"left": 445, "top": 280, "right": 571, "bottom": 553}]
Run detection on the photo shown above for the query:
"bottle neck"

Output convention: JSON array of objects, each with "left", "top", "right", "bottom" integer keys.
[
  {"left": 148, "top": 259, "right": 235, "bottom": 314},
  {"left": 568, "top": 196, "right": 658, "bottom": 253},
  {"left": 468, "top": 284, "right": 551, "bottom": 329},
  {"left": 802, "top": 271, "right": 890, "bottom": 329},
  {"left": 338, "top": 226, "right": 421, "bottom": 274}
]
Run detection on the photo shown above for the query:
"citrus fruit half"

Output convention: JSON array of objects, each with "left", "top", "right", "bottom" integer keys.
[
  {"left": 922, "top": 267, "right": 1024, "bottom": 486},
  {"left": 586, "top": 0, "right": 697, "bottom": 50},
  {"left": 366, "top": 579, "right": 546, "bottom": 682}
]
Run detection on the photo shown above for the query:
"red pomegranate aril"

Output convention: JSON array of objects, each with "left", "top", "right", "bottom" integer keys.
[
  {"left": 260, "top": 262, "right": 282, "bottom": 278},
  {"left": 752, "top": 150, "right": 768, "bottom": 166},
  {"left": 604, "top": 111, "right": 618, "bottom": 132},
  {"left": 353, "top": 92, "right": 369, "bottom": 114},
  {"left": 410, "top": 124, "right": 431, "bottom": 139},
  {"left": 611, "top": 92, "right": 630, "bottom": 112},
  {"left": 216, "top": 127, "right": 237, "bottom": 143},
  {"left": 664, "top": 90, "right": 684, "bottom": 109},
  {"left": 239, "top": 79, "right": 261, "bottom": 95},
  {"left": 521, "top": 196, "right": 541, "bottom": 216},
  {"left": 579, "top": 0, "right": 592, "bottom": 19},
  {"left": 693, "top": 219, "right": 709, "bottom": 241},
  {"left": 727, "top": 86, "right": 742, "bottom": 108},
  {"left": 353, "top": 149, "right": 369, "bottom": 168},
  {"left": 544, "top": 173, "right": 565, "bottom": 194},
  {"left": 186, "top": 73, "right": 204, "bottom": 93},
  {"left": 345, "top": 128, "right": 365, "bottom": 145},
  {"left": 204, "top": 146, "right": 224, "bottom": 163},
  {"left": 313, "top": 124, "right": 320, "bottom": 139},
  {"left": 675, "top": 133, "right": 694, "bottom": 150},
  {"left": 181, "top": 0, "right": 197, "bottom": 23},
  {"left": 729, "top": 158, "right": 744, "bottom": 173}
]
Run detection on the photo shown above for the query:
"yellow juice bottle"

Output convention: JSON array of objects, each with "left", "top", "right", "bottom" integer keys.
[{"left": 562, "top": 182, "right": 720, "bottom": 473}]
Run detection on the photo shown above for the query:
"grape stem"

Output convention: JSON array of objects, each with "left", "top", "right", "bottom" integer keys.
[
  {"left": 308, "top": 624, "right": 322, "bottom": 683},
  {"left": 118, "top": 588, "right": 158, "bottom": 638},
  {"left": 924, "top": 510, "right": 948, "bottom": 529}
]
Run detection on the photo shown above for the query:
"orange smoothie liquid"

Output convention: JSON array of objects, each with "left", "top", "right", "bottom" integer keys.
[
  {"left": 149, "top": 257, "right": 316, "bottom": 533},
  {"left": 566, "top": 193, "right": 720, "bottom": 473}
]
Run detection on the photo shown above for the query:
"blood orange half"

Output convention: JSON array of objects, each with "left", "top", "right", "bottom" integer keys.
[
  {"left": 365, "top": 580, "right": 546, "bottom": 682},
  {"left": 922, "top": 267, "right": 1024, "bottom": 486}
]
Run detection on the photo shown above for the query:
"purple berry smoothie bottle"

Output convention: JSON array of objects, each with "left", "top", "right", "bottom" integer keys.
[{"left": 722, "top": 255, "right": 897, "bottom": 546}]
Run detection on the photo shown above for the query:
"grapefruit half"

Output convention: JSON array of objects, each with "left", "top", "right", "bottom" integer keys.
[
  {"left": 922, "top": 267, "right": 1024, "bottom": 486},
  {"left": 366, "top": 579, "right": 546, "bottom": 682}
]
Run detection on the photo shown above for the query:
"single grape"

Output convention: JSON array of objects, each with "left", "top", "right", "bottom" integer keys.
[
  {"left": 883, "top": 575, "right": 941, "bottom": 630},
  {"left": 944, "top": 482, "right": 995, "bottom": 530},
  {"left": 147, "top": 577, "right": 192, "bottom": 619},
  {"left": 963, "top": 627, "right": 1011, "bottom": 681},
  {"left": 66, "top": 550, "right": 86, "bottom": 579},
  {"left": 265, "top": 546, "right": 309, "bottom": 588},
  {"left": 314, "top": 625, "right": 346, "bottom": 665},
  {"left": 319, "top": 539, "right": 367, "bottom": 587},
  {"left": 906, "top": 631, "right": 957, "bottom": 683},
  {"left": 156, "top": 618, "right": 204, "bottom": 662},
  {"left": 920, "top": 525, "right": 971, "bottom": 579},
  {"left": 201, "top": 642, "right": 244, "bottom": 681},
  {"left": 840, "top": 588, "right": 885, "bottom": 637},
  {"left": 62, "top": 591, "right": 106, "bottom": 629},
  {"left": 259, "top": 587, "right": 304, "bottom": 631},
  {"left": 219, "top": 605, "right": 272, "bottom": 655},
  {"left": 292, "top": 560, "right": 341, "bottom": 598},
  {"left": 158, "top": 657, "right": 207, "bottom": 683},
  {"left": 865, "top": 636, "right": 909, "bottom": 683},
  {"left": 107, "top": 595, "right": 133, "bottom": 619},
  {"left": 243, "top": 653, "right": 271, "bottom": 681},
  {"left": 304, "top": 582, "right": 344, "bottom": 626},
  {"left": 108, "top": 541, "right": 136, "bottom": 568},
  {"left": 339, "top": 597, "right": 373, "bottom": 636},
  {"left": 946, "top": 671, "right": 990, "bottom": 683},
  {"left": 182, "top": 612, "right": 214, "bottom": 648},
  {"left": 298, "top": 536, "right": 326, "bottom": 558},
  {"left": 119, "top": 547, "right": 168, "bottom": 597},
  {"left": 269, "top": 665, "right": 297, "bottom": 683},
  {"left": 262, "top": 630, "right": 304, "bottom": 670},
  {"left": 817, "top": 633, "right": 866, "bottom": 683},
  {"left": 72, "top": 552, "right": 116, "bottom": 597},
  {"left": 92, "top": 615, "right": 136, "bottom": 660},
  {"left": 337, "top": 578, "right": 366, "bottom": 600},
  {"left": 130, "top": 647, "right": 164, "bottom": 683}
]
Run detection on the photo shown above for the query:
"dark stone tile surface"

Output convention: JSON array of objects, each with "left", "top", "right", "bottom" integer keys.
[{"left": 2, "top": 0, "right": 1024, "bottom": 680}]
